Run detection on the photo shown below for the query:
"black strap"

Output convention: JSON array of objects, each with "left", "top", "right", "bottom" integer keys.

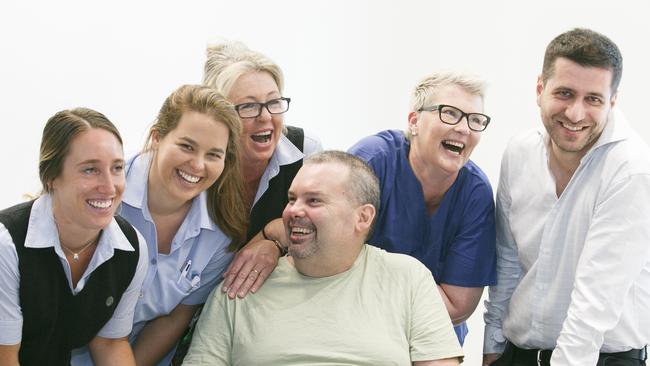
[
  {"left": 114, "top": 214, "right": 139, "bottom": 249},
  {"left": 285, "top": 125, "right": 304, "bottom": 152}
]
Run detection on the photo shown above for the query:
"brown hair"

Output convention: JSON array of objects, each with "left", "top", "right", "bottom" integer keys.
[
  {"left": 147, "top": 85, "right": 248, "bottom": 251},
  {"left": 40, "top": 108, "right": 122, "bottom": 193},
  {"left": 542, "top": 28, "right": 623, "bottom": 92}
]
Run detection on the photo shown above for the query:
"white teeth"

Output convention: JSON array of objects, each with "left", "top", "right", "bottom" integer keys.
[
  {"left": 561, "top": 123, "right": 585, "bottom": 132},
  {"left": 291, "top": 227, "right": 314, "bottom": 234},
  {"left": 178, "top": 169, "right": 200, "bottom": 183},
  {"left": 253, "top": 130, "right": 272, "bottom": 137},
  {"left": 88, "top": 199, "right": 112, "bottom": 209},
  {"left": 443, "top": 140, "right": 465, "bottom": 149}
]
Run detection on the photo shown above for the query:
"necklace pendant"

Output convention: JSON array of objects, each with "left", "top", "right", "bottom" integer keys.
[{"left": 73, "top": 253, "right": 79, "bottom": 261}]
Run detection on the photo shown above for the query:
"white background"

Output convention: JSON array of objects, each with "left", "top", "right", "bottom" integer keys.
[{"left": 2, "top": 1, "right": 649, "bottom": 364}]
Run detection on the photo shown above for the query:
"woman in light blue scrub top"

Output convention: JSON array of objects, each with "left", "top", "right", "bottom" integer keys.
[{"left": 72, "top": 84, "right": 249, "bottom": 366}]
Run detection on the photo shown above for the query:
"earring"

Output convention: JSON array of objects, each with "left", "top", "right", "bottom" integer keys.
[{"left": 410, "top": 126, "right": 418, "bottom": 136}]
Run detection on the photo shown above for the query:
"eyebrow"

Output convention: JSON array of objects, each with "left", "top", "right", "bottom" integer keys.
[
  {"left": 179, "top": 137, "right": 225, "bottom": 154},
  {"left": 76, "top": 158, "right": 124, "bottom": 166},
  {"left": 238, "top": 92, "right": 281, "bottom": 102}
]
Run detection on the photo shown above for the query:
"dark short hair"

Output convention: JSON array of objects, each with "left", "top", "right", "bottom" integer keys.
[
  {"left": 39, "top": 108, "right": 122, "bottom": 193},
  {"left": 304, "top": 151, "right": 380, "bottom": 238},
  {"left": 542, "top": 28, "right": 623, "bottom": 93}
]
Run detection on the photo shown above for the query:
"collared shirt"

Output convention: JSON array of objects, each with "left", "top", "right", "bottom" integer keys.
[
  {"left": 0, "top": 194, "right": 148, "bottom": 345},
  {"left": 252, "top": 129, "right": 322, "bottom": 206},
  {"left": 483, "top": 109, "right": 650, "bottom": 365},
  {"left": 123, "top": 151, "right": 234, "bottom": 366},
  {"left": 349, "top": 129, "right": 497, "bottom": 345}
]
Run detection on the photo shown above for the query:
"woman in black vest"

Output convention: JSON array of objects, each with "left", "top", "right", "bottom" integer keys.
[
  {"left": 202, "top": 40, "right": 323, "bottom": 299},
  {"left": 0, "top": 108, "right": 147, "bottom": 366}
]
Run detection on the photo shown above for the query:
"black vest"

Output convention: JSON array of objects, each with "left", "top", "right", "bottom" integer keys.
[
  {"left": 0, "top": 200, "right": 140, "bottom": 366},
  {"left": 247, "top": 126, "right": 304, "bottom": 240}
]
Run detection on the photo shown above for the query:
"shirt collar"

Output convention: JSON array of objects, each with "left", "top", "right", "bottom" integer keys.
[
  {"left": 253, "top": 133, "right": 305, "bottom": 205},
  {"left": 272, "top": 133, "right": 305, "bottom": 168},
  {"left": 24, "top": 194, "right": 134, "bottom": 252},
  {"left": 122, "top": 151, "right": 218, "bottom": 233},
  {"left": 122, "top": 152, "right": 151, "bottom": 210}
]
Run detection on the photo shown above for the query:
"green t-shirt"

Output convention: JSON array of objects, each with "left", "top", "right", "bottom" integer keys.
[{"left": 183, "top": 245, "right": 463, "bottom": 365}]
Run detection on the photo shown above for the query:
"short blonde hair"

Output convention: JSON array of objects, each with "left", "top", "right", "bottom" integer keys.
[
  {"left": 203, "top": 40, "right": 284, "bottom": 98},
  {"left": 409, "top": 71, "right": 486, "bottom": 112}
]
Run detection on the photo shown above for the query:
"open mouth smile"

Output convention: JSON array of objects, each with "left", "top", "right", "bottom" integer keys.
[
  {"left": 441, "top": 140, "right": 465, "bottom": 155},
  {"left": 177, "top": 169, "right": 201, "bottom": 184},
  {"left": 87, "top": 199, "right": 113, "bottom": 209},
  {"left": 251, "top": 130, "right": 272, "bottom": 143}
]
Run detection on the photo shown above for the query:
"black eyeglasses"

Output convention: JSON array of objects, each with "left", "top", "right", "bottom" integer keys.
[
  {"left": 418, "top": 104, "right": 491, "bottom": 132},
  {"left": 234, "top": 97, "right": 291, "bottom": 119}
]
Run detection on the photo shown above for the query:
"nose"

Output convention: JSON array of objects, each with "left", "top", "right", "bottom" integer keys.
[
  {"left": 97, "top": 170, "right": 116, "bottom": 195},
  {"left": 453, "top": 116, "right": 471, "bottom": 135},
  {"left": 189, "top": 155, "right": 205, "bottom": 171},
  {"left": 565, "top": 100, "right": 586, "bottom": 122},
  {"left": 284, "top": 199, "right": 306, "bottom": 218},
  {"left": 257, "top": 106, "right": 272, "bottom": 123}
]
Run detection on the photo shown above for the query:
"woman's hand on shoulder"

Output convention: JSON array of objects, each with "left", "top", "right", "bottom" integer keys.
[{"left": 221, "top": 235, "right": 282, "bottom": 299}]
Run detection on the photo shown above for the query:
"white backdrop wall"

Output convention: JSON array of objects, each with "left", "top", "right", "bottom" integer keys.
[{"left": 2, "top": 1, "right": 649, "bottom": 364}]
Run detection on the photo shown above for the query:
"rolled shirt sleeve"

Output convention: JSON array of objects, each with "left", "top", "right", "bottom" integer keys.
[{"left": 0, "top": 224, "right": 22, "bottom": 345}]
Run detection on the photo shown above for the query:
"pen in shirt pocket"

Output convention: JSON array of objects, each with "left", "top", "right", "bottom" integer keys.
[{"left": 178, "top": 259, "right": 192, "bottom": 283}]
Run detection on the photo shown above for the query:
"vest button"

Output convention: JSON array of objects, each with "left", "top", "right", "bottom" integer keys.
[{"left": 105, "top": 296, "right": 114, "bottom": 307}]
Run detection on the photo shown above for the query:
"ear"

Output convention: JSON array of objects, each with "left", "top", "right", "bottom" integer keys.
[
  {"left": 408, "top": 111, "right": 418, "bottom": 128},
  {"left": 354, "top": 203, "right": 376, "bottom": 235},
  {"left": 536, "top": 75, "right": 544, "bottom": 107},
  {"left": 609, "top": 92, "right": 618, "bottom": 109},
  {"left": 150, "top": 129, "right": 161, "bottom": 149}
]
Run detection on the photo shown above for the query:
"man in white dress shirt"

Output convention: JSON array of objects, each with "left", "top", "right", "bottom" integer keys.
[{"left": 483, "top": 28, "right": 650, "bottom": 366}]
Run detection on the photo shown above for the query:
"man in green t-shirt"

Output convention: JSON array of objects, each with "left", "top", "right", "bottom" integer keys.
[{"left": 183, "top": 151, "right": 463, "bottom": 366}]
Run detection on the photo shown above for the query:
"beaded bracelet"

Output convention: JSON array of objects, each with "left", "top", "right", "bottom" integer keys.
[{"left": 262, "top": 224, "right": 288, "bottom": 257}]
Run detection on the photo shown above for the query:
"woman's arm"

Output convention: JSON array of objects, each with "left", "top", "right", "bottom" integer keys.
[
  {"left": 437, "top": 284, "right": 484, "bottom": 325},
  {"left": 131, "top": 303, "right": 199, "bottom": 366},
  {"left": 88, "top": 336, "right": 135, "bottom": 366},
  {"left": 0, "top": 344, "right": 20, "bottom": 366},
  {"left": 414, "top": 357, "right": 460, "bottom": 366}
]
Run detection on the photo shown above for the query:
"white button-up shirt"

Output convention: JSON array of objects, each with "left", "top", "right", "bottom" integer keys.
[
  {"left": 0, "top": 194, "right": 148, "bottom": 344},
  {"left": 483, "top": 110, "right": 650, "bottom": 365}
]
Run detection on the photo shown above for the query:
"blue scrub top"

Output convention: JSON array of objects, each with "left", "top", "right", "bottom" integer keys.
[
  {"left": 349, "top": 130, "right": 497, "bottom": 344},
  {"left": 122, "top": 152, "right": 233, "bottom": 366}
]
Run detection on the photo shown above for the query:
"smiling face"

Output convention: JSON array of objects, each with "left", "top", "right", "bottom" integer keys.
[
  {"left": 408, "top": 84, "right": 483, "bottom": 178},
  {"left": 282, "top": 163, "right": 361, "bottom": 260},
  {"left": 149, "top": 111, "right": 229, "bottom": 208},
  {"left": 537, "top": 57, "right": 616, "bottom": 158},
  {"left": 50, "top": 128, "right": 125, "bottom": 235},
  {"left": 227, "top": 71, "right": 284, "bottom": 168}
]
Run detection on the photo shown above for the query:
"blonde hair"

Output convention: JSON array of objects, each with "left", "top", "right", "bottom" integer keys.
[
  {"left": 203, "top": 40, "right": 284, "bottom": 98},
  {"left": 146, "top": 85, "right": 248, "bottom": 251},
  {"left": 410, "top": 70, "right": 486, "bottom": 112},
  {"left": 407, "top": 71, "right": 486, "bottom": 139}
]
